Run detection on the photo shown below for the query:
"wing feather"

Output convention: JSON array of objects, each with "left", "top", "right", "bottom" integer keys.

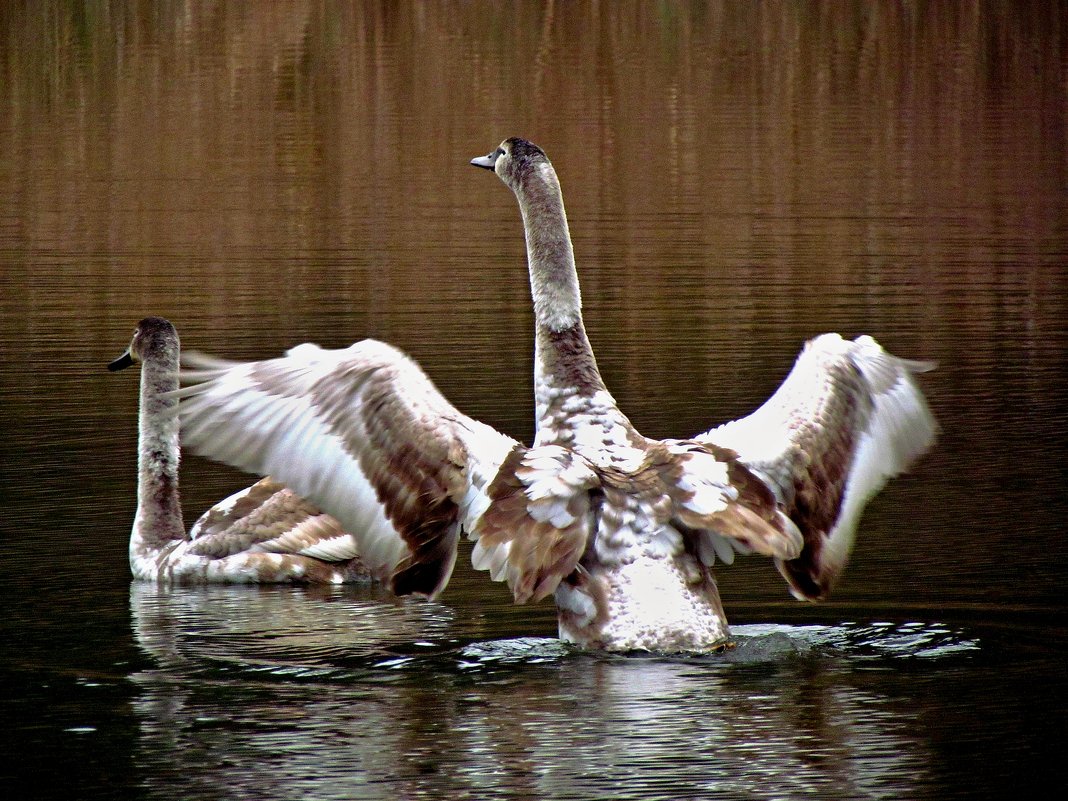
[
  {"left": 186, "top": 477, "right": 363, "bottom": 566},
  {"left": 469, "top": 444, "right": 600, "bottom": 602},
  {"left": 178, "top": 340, "right": 516, "bottom": 596},
  {"left": 176, "top": 339, "right": 600, "bottom": 602},
  {"left": 698, "top": 333, "right": 936, "bottom": 599}
]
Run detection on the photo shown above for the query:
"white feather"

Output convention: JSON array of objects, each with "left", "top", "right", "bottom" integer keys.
[{"left": 177, "top": 340, "right": 519, "bottom": 590}]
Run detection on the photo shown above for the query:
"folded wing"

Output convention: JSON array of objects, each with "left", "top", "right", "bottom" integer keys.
[{"left": 187, "top": 477, "right": 363, "bottom": 564}]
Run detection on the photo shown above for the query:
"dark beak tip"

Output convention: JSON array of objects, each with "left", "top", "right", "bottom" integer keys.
[{"left": 108, "top": 352, "right": 135, "bottom": 372}]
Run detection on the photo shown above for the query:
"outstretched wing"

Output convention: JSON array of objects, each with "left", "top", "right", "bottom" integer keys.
[
  {"left": 175, "top": 339, "right": 515, "bottom": 597},
  {"left": 187, "top": 477, "right": 364, "bottom": 565},
  {"left": 698, "top": 334, "right": 936, "bottom": 600},
  {"left": 174, "top": 339, "right": 598, "bottom": 601}
]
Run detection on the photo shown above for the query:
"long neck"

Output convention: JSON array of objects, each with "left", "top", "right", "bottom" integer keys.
[
  {"left": 518, "top": 163, "right": 583, "bottom": 333},
  {"left": 133, "top": 355, "right": 186, "bottom": 560},
  {"left": 516, "top": 164, "right": 608, "bottom": 398}
]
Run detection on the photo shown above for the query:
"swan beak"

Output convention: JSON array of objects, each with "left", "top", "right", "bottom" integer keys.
[
  {"left": 108, "top": 350, "right": 135, "bottom": 372},
  {"left": 470, "top": 151, "right": 498, "bottom": 170}
]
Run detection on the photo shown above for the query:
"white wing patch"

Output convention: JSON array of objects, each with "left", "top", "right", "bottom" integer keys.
[
  {"left": 696, "top": 333, "right": 936, "bottom": 599},
  {"left": 179, "top": 369, "right": 405, "bottom": 580},
  {"left": 174, "top": 339, "right": 521, "bottom": 595}
]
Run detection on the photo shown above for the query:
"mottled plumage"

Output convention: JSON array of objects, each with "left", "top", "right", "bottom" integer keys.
[
  {"left": 110, "top": 317, "right": 370, "bottom": 584},
  {"left": 172, "top": 138, "right": 936, "bottom": 651}
]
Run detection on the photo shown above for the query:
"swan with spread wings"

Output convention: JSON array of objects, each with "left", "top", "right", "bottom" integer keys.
[{"left": 173, "top": 138, "right": 936, "bottom": 652}]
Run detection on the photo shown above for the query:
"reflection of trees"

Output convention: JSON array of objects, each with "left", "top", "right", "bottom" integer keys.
[
  {"left": 131, "top": 585, "right": 927, "bottom": 799},
  {"left": 3, "top": 2, "right": 1059, "bottom": 420}
]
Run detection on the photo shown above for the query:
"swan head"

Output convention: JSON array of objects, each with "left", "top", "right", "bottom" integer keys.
[
  {"left": 108, "top": 316, "right": 179, "bottom": 372},
  {"left": 470, "top": 137, "right": 552, "bottom": 190}
]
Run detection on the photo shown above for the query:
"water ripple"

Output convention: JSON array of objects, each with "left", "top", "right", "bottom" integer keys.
[{"left": 129, "top": 583, "right": 980, "bottom": 684}]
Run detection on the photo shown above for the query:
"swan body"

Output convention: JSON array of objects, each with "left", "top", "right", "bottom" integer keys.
[
  {"left": 110, "top": 317, "right": 370, "bottom": 584},
  {"left": 172, "top": 139, "right": 936, "bottom": 651}
]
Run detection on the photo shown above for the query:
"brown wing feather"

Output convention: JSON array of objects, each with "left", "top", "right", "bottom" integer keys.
[
  {"left": 187, "top": 477, "right": 357, "bottom": 561},
  {"left": 472, "top": 445, "right": 599, "bottom": 603},
  {"left": 177, "top": 340, "right": 520, "bottom": 598},
  {"left": 663, "top": 441, "right": 802, "bottom": 560},
  {"left": 773, "top": 367, "right": 865, "bottom": 598},
  {"left": 306, "top": 351, "right": 473, "bottom": 596},
  {"left": 699, "top": 334, "right": 937, "bottom": 600}
]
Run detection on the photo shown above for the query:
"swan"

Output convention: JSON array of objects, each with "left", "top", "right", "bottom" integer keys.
[
  {"left": 171, "top": 138, "right": 936, "bottom": 651},
  {"left": 109, "top": 316, "right": 369, "bottom": 583}
]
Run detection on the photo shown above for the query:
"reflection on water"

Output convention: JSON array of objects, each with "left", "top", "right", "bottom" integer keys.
[
  {"left": 129, "top": 583, "right": 459, "bottom": 673},
  {"left": 129, "top": 584, "right": 977, "bottom": 800}
]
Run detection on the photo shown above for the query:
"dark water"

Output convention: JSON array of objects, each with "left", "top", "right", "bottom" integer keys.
[{"left": 1, "top": 2, "right": 1065, "bottom": 798}]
